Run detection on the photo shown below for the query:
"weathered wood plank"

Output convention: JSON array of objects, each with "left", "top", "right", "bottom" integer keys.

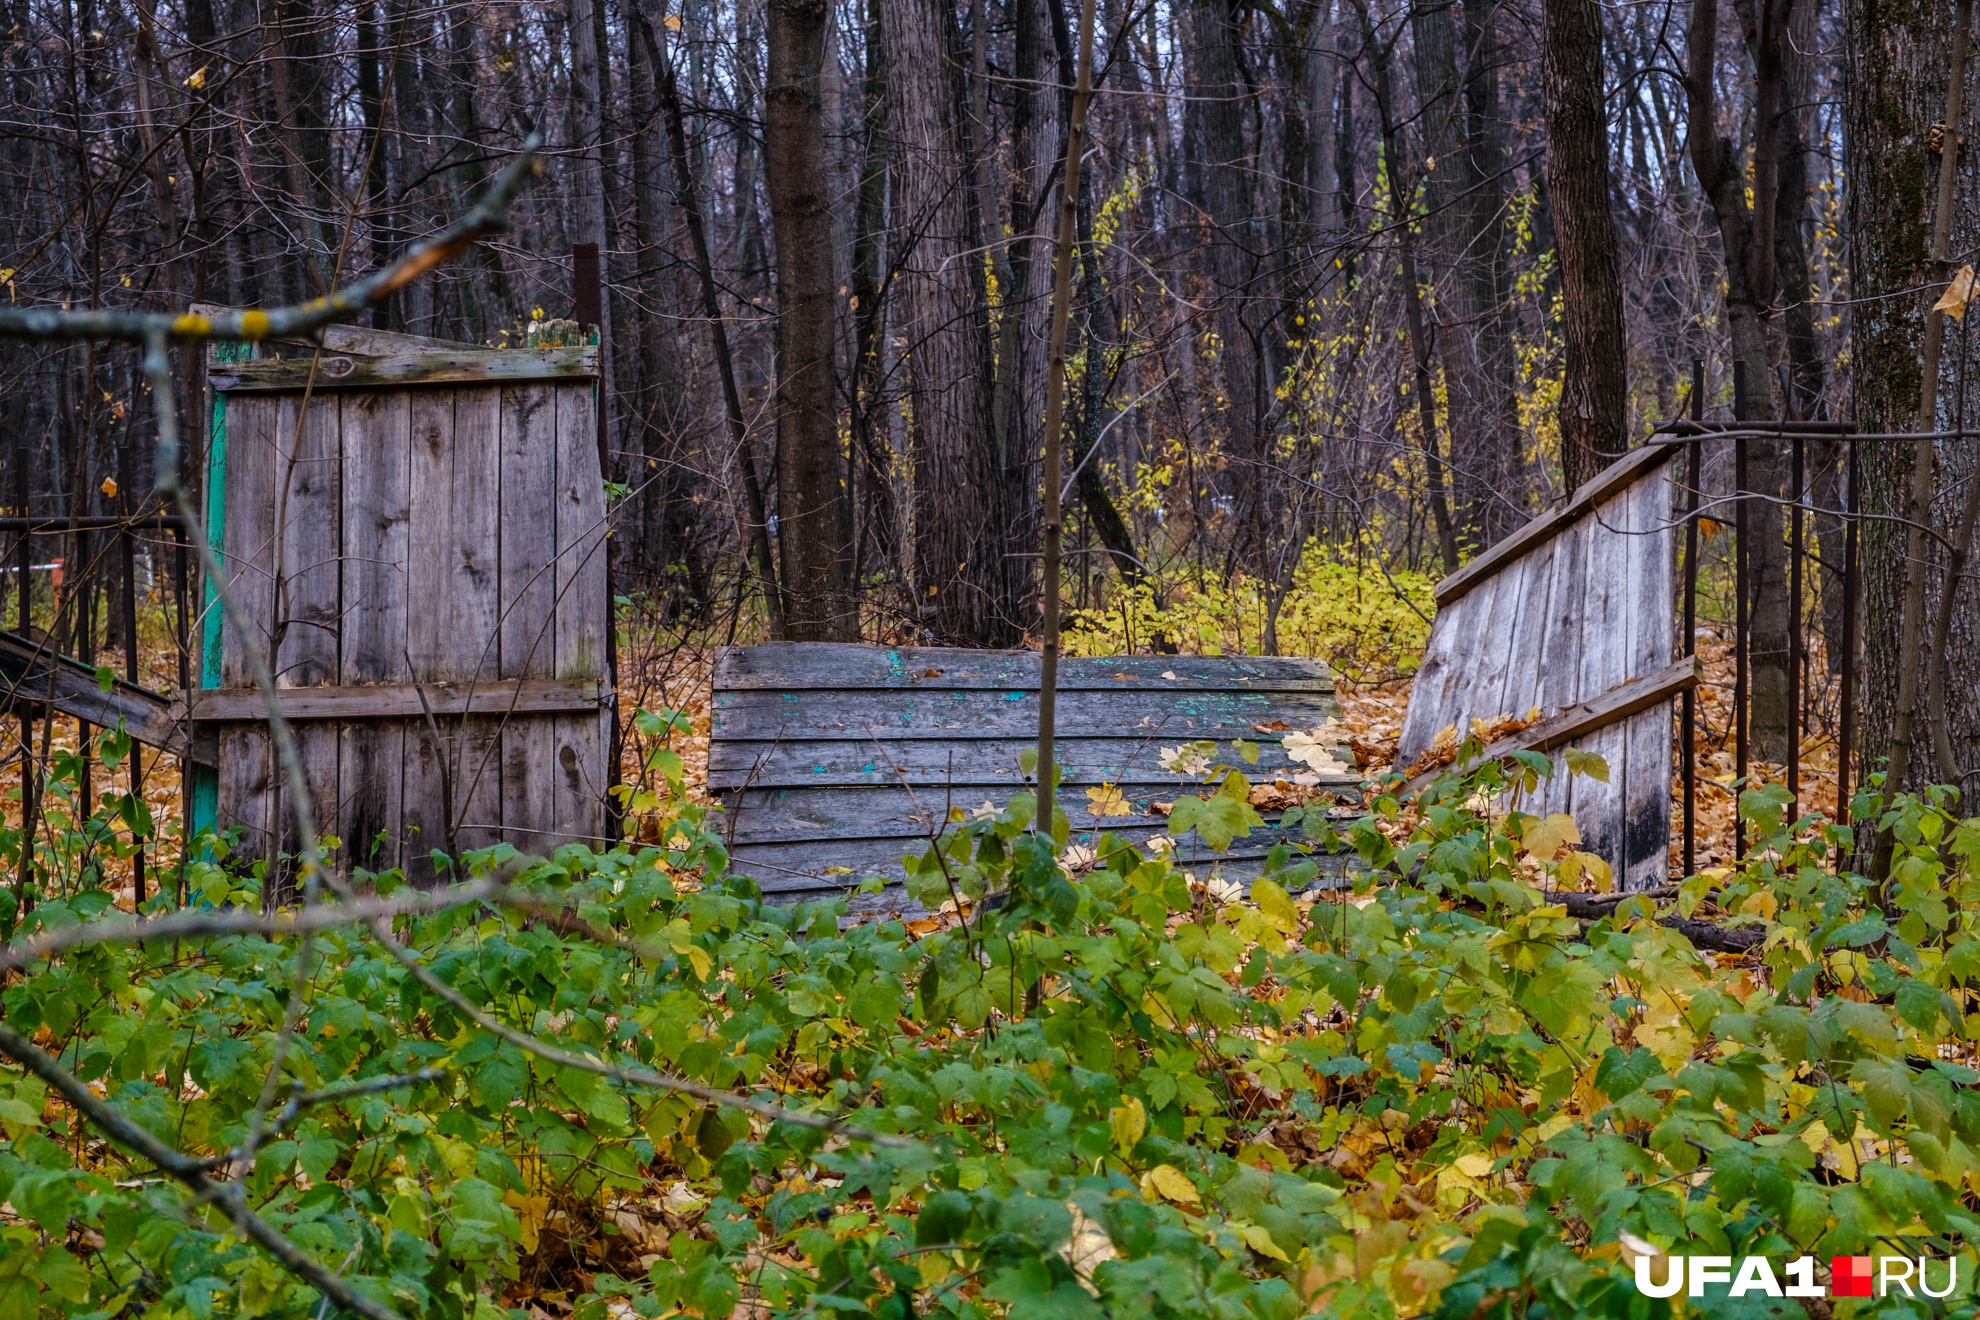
[
  {"left": 496, "top": 384, "right": 562, "bottom": 853},
  {"left": 339, "top": 718, "right": 403, "bottom": 873},
  {"left": 554, "top": 386, "right": 608, "bottom": 682},
  {"left": 720, "top": 780, "right": 1355, "bottom": 840},
  {"left": 452, "top": 717, "right": 505, "bottom": 856},
  {"left": 1568, "top": 720, "right": 1629, "bottom": 873},
  {"left": 190, "top": 679, "right": 603, "bottom": 721},
  {"left": 1496, "top": 534, "right": 1556, "bottom": 724},
  {"left": 449, "top": 389, "right": 504, "bottom": 681},
  {"left": 1622, "top": 705, "right": 1671, "bottom": 891},
  {"left": 339, "top": 391, "right": 411, "bottom": 681},
  {"left": 1394, "top": 593, "right": 1465, "bottom": 758},
  {"left": 1433, "top": 442, "right": 1677, "bottom": 606},
  {"left": 213, "top": 723, "right": 278, "bottom": 860},
  {"left": 0, "top": 630, "right": 193, "bottom": 758},
  {"left": 1531, "top": 516, "right": 1588, "bottom": 719},
  {"left": 1467, "top": 569, "right": 1524, "bottom": 727},
  {"left": 275, "top": 392, "right": 341, "bottom": 686},
  {"left": 1395, "top": 575, "right": 1495, "bottom": 761},
  {"left": 1632, "top": 471, "right": 1675, "bottom": 676},
  {"left": 706, "top": 735, "right": 1359, "bottom": 789},
  {"left": 550, "top": 710, "right": 610, "bottom": 848},
  {"left": 715, "top": 645, "right": 1337, "bottom": 692},
  {"left": 730, "top": 822, "right": 1351, "bottom": 896},
  {"left": 217, "top": 394, "right": 279, "bottom": 687},
  {"left": 401, "top": 720, "right": 451, "bottom": 886},
  {"left": 336, "top": 390, "right": 410, "bottom": 872},
  {"left": 499, "top": 384, "right": 560, "bottom": 678},
  {"left": 711, "top": 687, "right": 1342, "bottom": 739},
  {"left": 1404, "top": 657, "right": 1699, "bottom": 793},
  {"left": 406, "top": 390, "right": 457, "bottom": 680},
  {"left": 1569, "top": 487, "right": 1630, "bottom": 847},
  {"left": 274, "top": 725, "right": 340, "bottom": 900},
  {"left": 207, "top": 345, "right": 599, "bottom": 392}
]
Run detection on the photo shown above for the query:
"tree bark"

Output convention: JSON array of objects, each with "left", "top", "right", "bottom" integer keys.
[
  {"left": 1846, "top": 0, "right": 1980, "bottom": 797},
  {"left": 1541, "top": 0, "right": 1628, "bottom": 493},
  {"left": 765, "top": 0, "right": 855, "bottom": 640},
  {"left": 1358, "top": 0, "right": 1460, "bottom": 575},
  {"left": 885, "top": 0, "right": 1025, "bottom": 645}
]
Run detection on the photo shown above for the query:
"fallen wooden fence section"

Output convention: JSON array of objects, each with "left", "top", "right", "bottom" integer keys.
[
  {"left": 0, "top": 629, "right": 195, "bottom": 762},
  {"left": 710, "top": 644, "right": 1359, "bottom": 910},
  {"left": 1397, "top": 443, "right": 1679, "bottom": 890}
]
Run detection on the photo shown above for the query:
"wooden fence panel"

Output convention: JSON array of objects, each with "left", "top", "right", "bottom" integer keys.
[
  {"left": 1397, "top": 447, "right": 1678, "bottom": 888},
  {"left": 710, "top": 645, "right": 1357, "bottom": 911},
  {"left": 198, "top": 336, "right": 611, "bottom": 881}
]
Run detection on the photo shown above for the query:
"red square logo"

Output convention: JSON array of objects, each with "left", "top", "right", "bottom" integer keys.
[{"left": 1832, "top": 1256, "right": 1874, "bottom": 1298}]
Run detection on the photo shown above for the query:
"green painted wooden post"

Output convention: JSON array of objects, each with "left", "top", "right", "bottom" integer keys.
[{"left": 188, "top": 345, "right": 249, "bottom": 850}]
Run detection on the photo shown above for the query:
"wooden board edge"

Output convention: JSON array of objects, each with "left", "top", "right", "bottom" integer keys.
[
  {"left": 189, "top": 679, "right": 603, "bottom": 721},
  {"left": 210, "top": 346, "right": 600, "bottom": 392},
  {"left": 1432, "top": 444, "right": 1679, "bottom": 608},
  {"left": 1403, "top": 656, "right": 1699, "bottom": 794}
]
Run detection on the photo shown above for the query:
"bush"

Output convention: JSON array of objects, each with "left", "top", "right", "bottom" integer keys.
[{"left": 1, "top": 722, "right": 1977, "bottom": 1318}]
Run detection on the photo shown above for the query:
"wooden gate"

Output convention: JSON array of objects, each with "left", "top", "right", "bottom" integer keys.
[
  {"left": 191, "top": 321, "right": 615, "bottom": 882},
  {"left": 1397, "top": 444, "right": 1694, "bottom": 891}
]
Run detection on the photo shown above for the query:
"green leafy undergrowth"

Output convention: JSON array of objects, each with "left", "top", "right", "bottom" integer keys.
[{"left": 4, "top": 722, "right": 1980, "bottom": 1319}]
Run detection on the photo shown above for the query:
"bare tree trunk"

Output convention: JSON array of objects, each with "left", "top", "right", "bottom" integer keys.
[
  {"left": 848, "top": 0, "right": 897, "bottom": 587},
  {"left": 1358, "top": 0, "right": 1460, "bottom": 574},
  {"left": 1459, "top": 0, "right": 1528, "bottom": 541},
  {"left": 638, "top": 5, "right": 786, "bottom": 637},
  {"left": 1413, "top": 0, "right": 1487, "bottom": 552},
  {"left": 1694, "top": 0, "right": 1793, "bottom": 759},
  {"left": 1542, "top": 0, "right": 1628, "bottom": 492},
  {"left": 1188, "top": 0, "right": 1266, "bottom": 577},
  {"left": 765, "top": 0, "right": 854, "bottom": 639},
  {"left": 628, "top": 0, "right": 708, "bottom": 614},
  {"left": 885, "top": 0, "right": 1023, "bottom": 645}
]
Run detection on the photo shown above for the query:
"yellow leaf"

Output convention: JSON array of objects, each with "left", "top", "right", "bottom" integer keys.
[
  {"left": 1110, "top": 1096, "right": 1146, "bottom": 1151},
  {"left": 1936, "top": 264, "right": 1978, "bottom": 319},
  {"left": 1558, "top": 849, "right": 1612, "bottom": 893},
  {"left": 1141, "top": 1164, "right": 1199, "bottom": 1205},
  {"left": 1520, "top": 812, "right": 1579, "bottom": 861},
  {"left": 684, "top": 945, "right": 712, "bottom": 980},
  {"left": 1453, "top": 1151, "right": 1494, "bottom": 1179},
  {"left": 503, "top": 1189, "right": 550, "bottom": 1253},
  {"left": 185, "top": 64, "right": 206, "bottom": 88},
  {"left": 1240, "top": 1223, "right": 1290, "bottom": 1261},
  {"left": 664, "top": 11, "right": 682, "bottom": 27},
  {"left": 1564, "top": 748, "right": 1609, "bottom": 783},
  {"left": 1252, "top": 878, "right": 1298, "bottom": 933},
  {"left": 99, "top": 477, "right": 117, "bottom": 497},
  {"left": 1086, "top": 783, "right": 1133, "bottom": 818}
]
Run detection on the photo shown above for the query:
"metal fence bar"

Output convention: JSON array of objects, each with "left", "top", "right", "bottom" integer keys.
[{"left": 1682, "top": 359, "right": 1702, "bottom": 876}]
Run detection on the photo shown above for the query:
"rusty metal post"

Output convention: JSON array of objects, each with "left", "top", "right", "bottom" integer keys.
[
  {"left": 572, "top": 242, "right": 623, "bottom": 837},
  {"left": 1683, "top": 360, "right": 1702, "bottom": 875},
  {"left": 12, "top": 444, "right": 29, "bottom": 916},
  {"left": 1788, "top": 433, "right": 1802, "bottom": 820},
  {"left": 119, "top": 443, "right": 141, "bottom": 906},
  {"left": 1841, "top": 442, "right": 1859, "bottom": 824},
  {"left": 1734, "top": 361, "right": 1749, "bottom": 860}
]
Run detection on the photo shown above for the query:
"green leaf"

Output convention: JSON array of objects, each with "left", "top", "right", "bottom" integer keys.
[
  {"left": 917, "top": 1189, "right": 972, "bottom": 1247},
  {"left": 1851, "top": 1057, "right": 1913, "bottom": 1128}
]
